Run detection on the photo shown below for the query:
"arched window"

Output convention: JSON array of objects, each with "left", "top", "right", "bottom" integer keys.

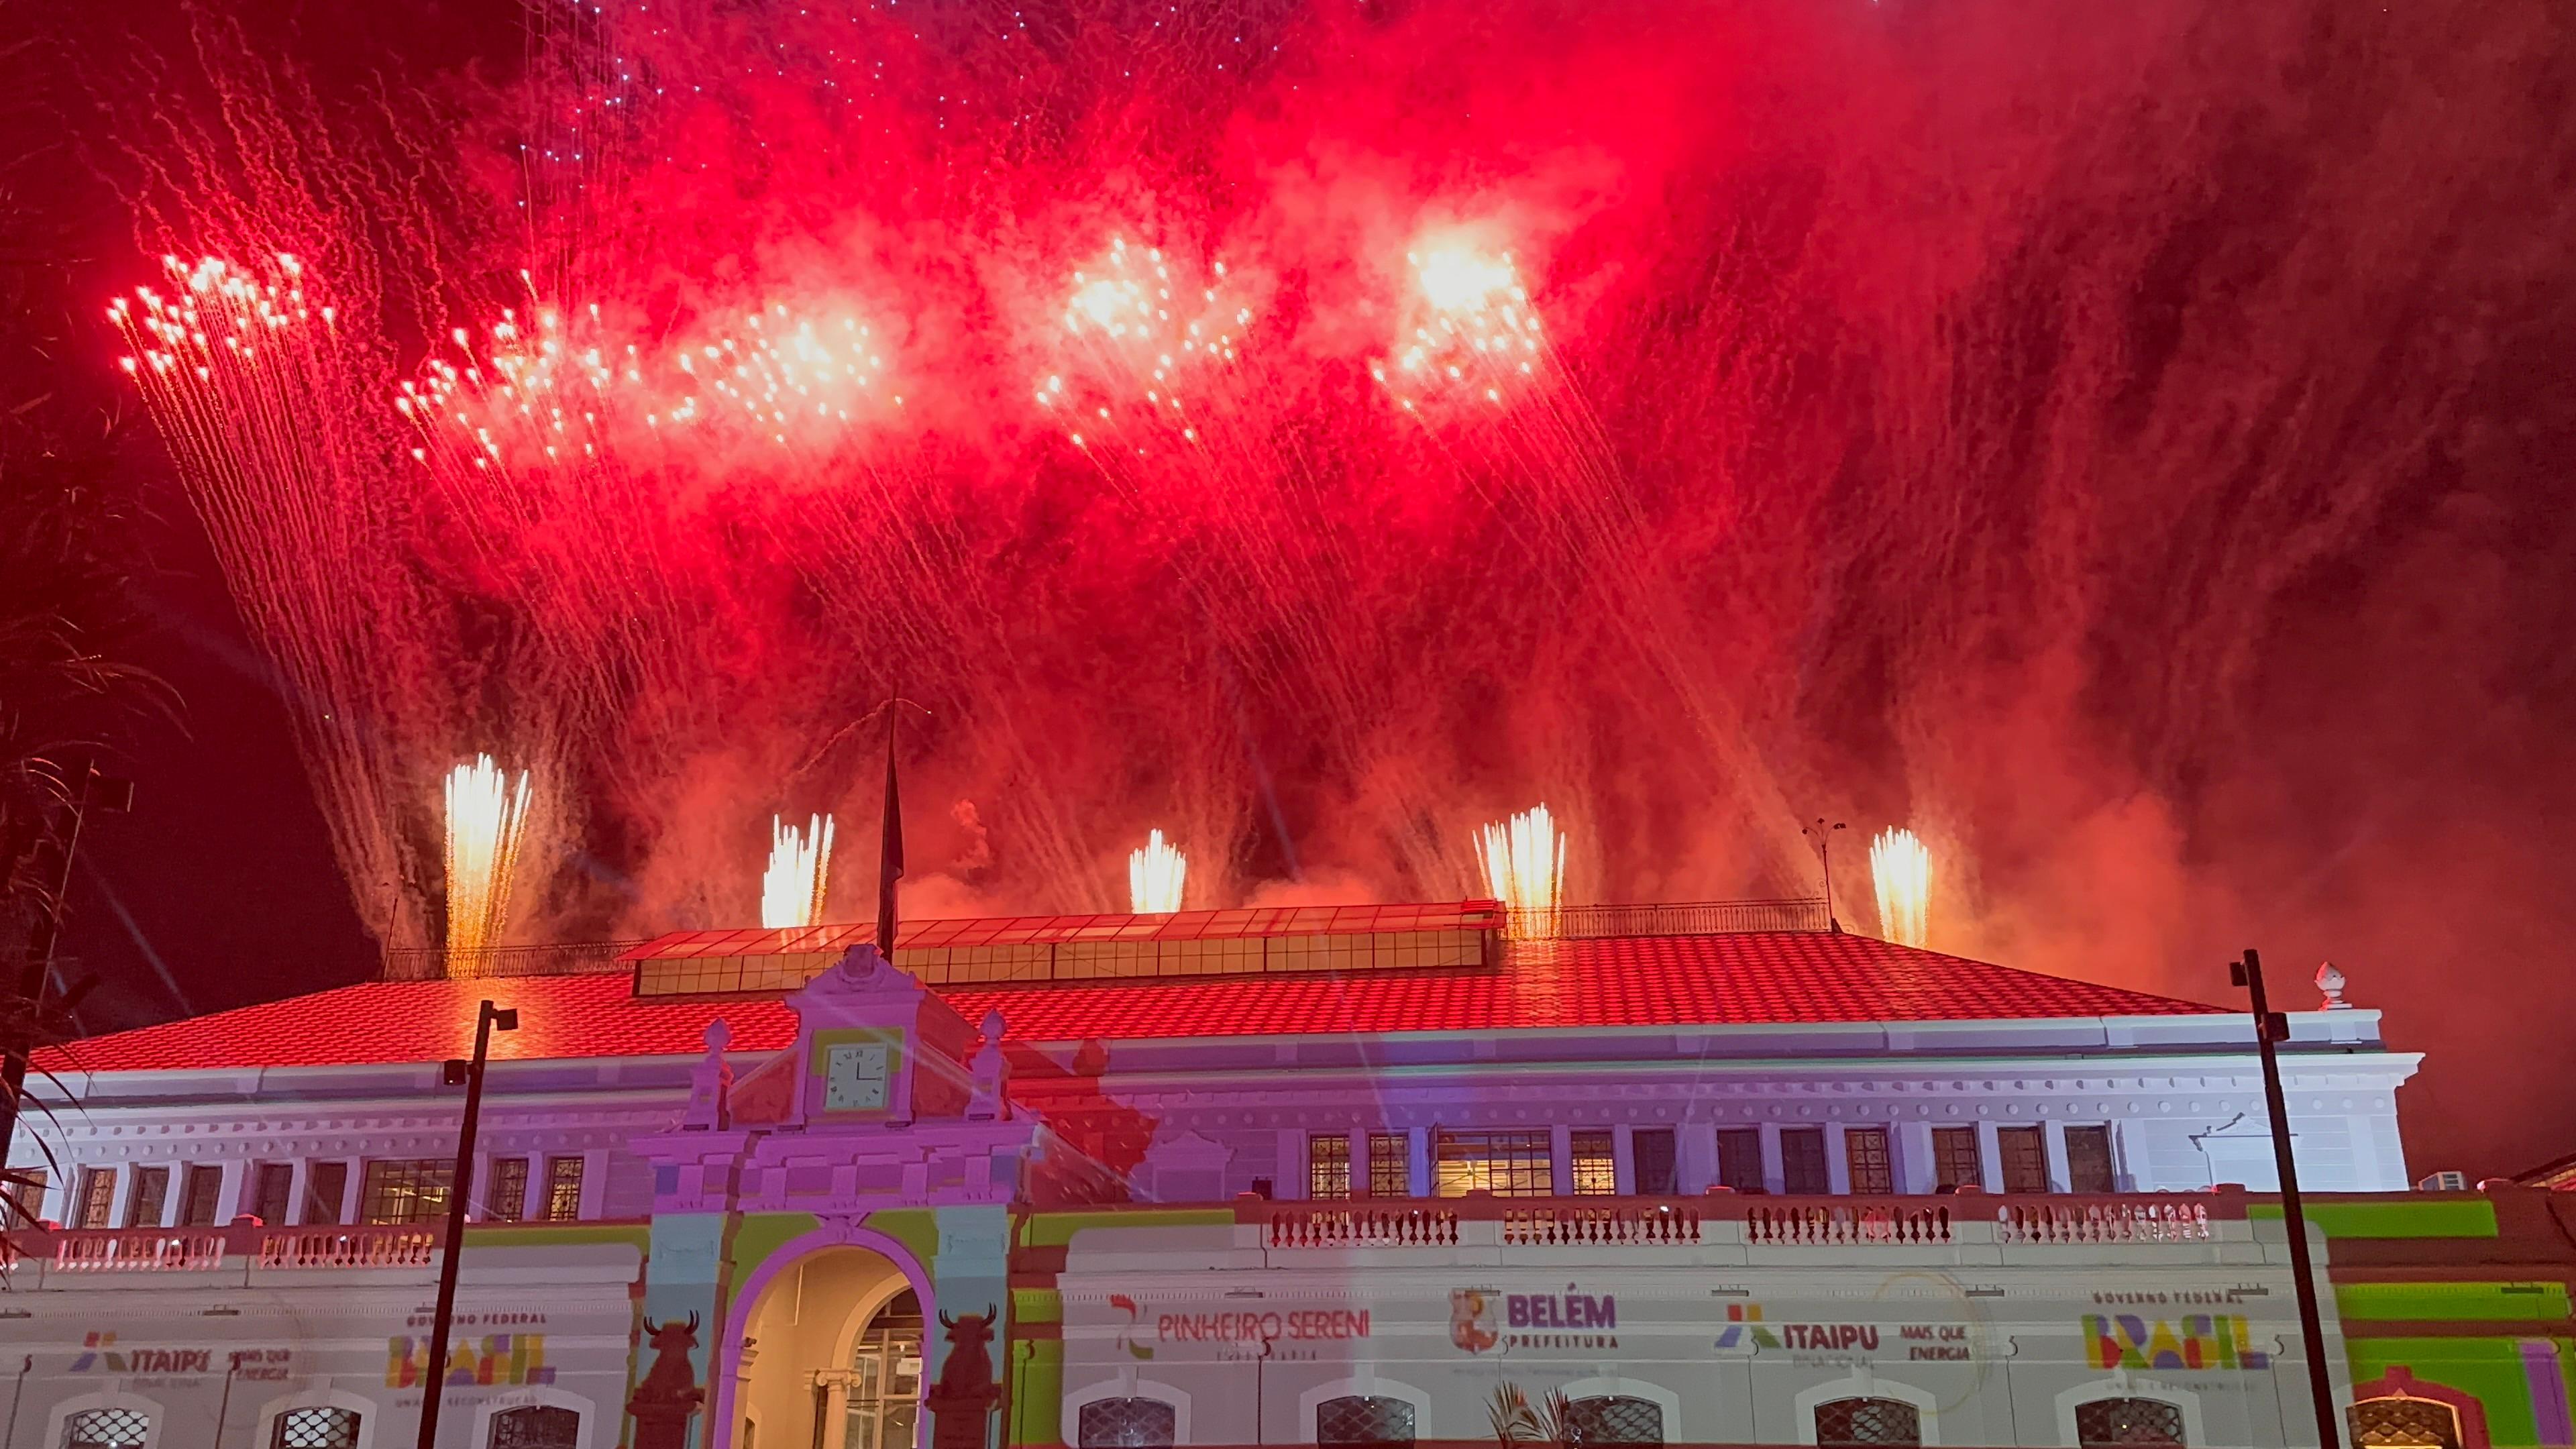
[
  {"left": 488, "top": 1407, "right": 581, "bottom": 1449},
  {"left": 1316, "top": 1396, "right": 1415, "bottom": 1449},
  {"left": 63, "top": 1410, "right": 152, "bottom": 1449},
  {"left": 846, "top": 1290, "right": 924, "bottom": 1449},
  {"left": 272, "top": 1409, "right": 360, "bottom": 1449},
  {"left": 1075, "top": 1399, "right": 1176, "bottom": 1449},
  {"left": 2074, "top": 1398, "right": 2186, "bottom": 1447},
  {"left": 2349, "top": 1399, "right": 2462, "bottom": 1449},
  {"left": 1814, "top": 1397, "right": 1921, "bottom": 1447},
  {"left": 1565, "top": 1396, "right": 1662, "bottom": 1446}
]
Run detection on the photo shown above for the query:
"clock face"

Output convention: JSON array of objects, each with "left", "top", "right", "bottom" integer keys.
[{"left": 823, "top": 1041, "right": 892, "bottom": 1111}]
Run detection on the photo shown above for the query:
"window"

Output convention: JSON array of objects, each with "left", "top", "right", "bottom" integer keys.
[
  {"left": 360, "top": 1161, "right": 453, "bottom": 1225},
  {"left": 1565, "top": 1397, "right": 1663, "bottom": 1445},
  {"left": 1716, "top": 1127, "right": 1764, "bottom": 1193},
  {"left": 1845, "top": 1128, "right": 1893, "bottom": 1195},
  {"left": 1316, "top": 1395, "right": 1415, "bottom": 1448},
  {"left": 125, "top": 1167, "right": 170, "bottom": 1228},
  {"left": 1366, "top": 1133, "right": 1409, "bottom": 1198},
  {"left": 1307, "top": 1134, "right": 1352, "bottom": 1200},
  {"left": 272, "top": 1408, "right": 360, "bottom": 1449},
  {"left": 1815, "top": 1397, "right": 1921, "bottom": 1447},
  {"left": 1434, "top": 1131, "right": 1552, "bottom": 1197},
  {"left": 7, "top": 1167, "right": 48, "bottom": 1225},
  {"left": 2074, "top": 1398, "right": 2185, "bottom": 1446},
  {"left": 1998, "top": 1126, "right": 2049, "bottom": 1193},
  {"left": 845, "top": 1290, "right": 922, "bottom": 1449},
  {"left": 486, "top": 1158, "right": 529, "bottom": 1222},
  {"left": 2349, "top": 1397, "right": 2461, "bottom": 1448},
  {"left": 303, "top": 1162, "right": 348, "bottom": 1226},
  {"left": 2066, "top": 1126, "right": 2117, "bottom": 1193},
  {"left": 1632, "top": 1128, "right": 1678, "bottom": 1196},
  {"left": 1780, "top": 1128, "right": 1830, "bottom": 1195},
  {"left": 1075, "top": 1400, "right": 1175, "bottom": 1449},
  {"left": 178, "top": 1165, "right": 224, "bottom": 1227},
  {"left": 488, "top": 1406, "right": 580, "bottom": 1449},
  {"left": 541, "top": 1157, "right": 585, "bottom": 1222},
  {"left": 1570, "top": 1130, "right": 1616, "bottom": 1195},
  {"left": 250, "top": 1165, "right": 293, "bottom": 1227},
  {"left": 63, "top": 1408, "right": 152, "bottom": 1449},
  {"left": 73, "top": 1169, "right": 116, "bottom": 1229},
  {"left": 1932, "top": 1127, "right": 1982, "bottom": 1191}
]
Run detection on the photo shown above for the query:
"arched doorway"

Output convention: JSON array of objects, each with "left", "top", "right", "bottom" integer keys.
[{"left": 730, "top": 1244, "right": 926, "bottom": 1449}]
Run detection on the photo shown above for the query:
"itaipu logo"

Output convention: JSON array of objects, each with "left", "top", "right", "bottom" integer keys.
[
  {"left": 1108, "top": 1295, "right": 1154, "bottom": 1360},
  {"left": 1715, "top": 1302, "right": 1778, "bottom": 1354}
]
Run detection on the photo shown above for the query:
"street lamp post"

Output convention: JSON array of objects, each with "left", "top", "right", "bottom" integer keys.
[
  {"left": 417, "top": 1000, "right": 518, "bottom": 1449},
  {"left": 2229, "top": 947, "right": 2341, "bottom": 1449}
]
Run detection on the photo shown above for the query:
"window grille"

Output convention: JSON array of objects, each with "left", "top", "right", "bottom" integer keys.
[
  {"left": 1565, "top": 1396, "right": 1663, "bottom": 1445},
  {"left": 1307, "top": 1134, "right": 1352, "bottom": 1200},
  {"left": 1845, "top": 1128, "right": 1893, "bottom": 1194},
  {"left": 543, "top": 1157, "right": 585, "bottom": 1222},
  {"left": 178, "top": 1165, "right": 224, "bottom": 1227},
  {"left": 273, "top": 1408, "right": 360, "bottom": 1449},
  {"left": 1631, "top": 1128, "right": 1677, "bottom": 1195},
  {"left": 1932, "top": 1127, "right": 1982, "bottom": 1191},
  {"left": 2065, "top": 1125, "right": 2117, "bottom": 1193},
  {"left": 64, "top": 1409, "right": 152, "bottom": 1449},
  {"left": 486, "top": 1159, "right": 529, "bottom": 1222},
  {"left": 489, "top": 1406, "right": 580, "bottom": 1449},
  {"left": 1814, "top": 1397, "right": 1922, "bottom": 1447},
  {"left": 1715, "top": 1128, "right": 1764, "bottom": 1193},
  {"left": 303, "top": 1162, "right": 349, "bottom": 1226},
  {"left": 1316, "top": 1395, "right": 1415, "bottom": 1448},
  {"left": 74, "top": 1169, "right": 116, "bottom": 1230},
  {"left": 1998, "top": 1126, "right": 2049, "bottom": 1193},
  {"left": 1780, "top": 1128, "right": 1830, "bottom": 1195},
  {"left": 124, "top": 1168, "right": 170, "bottom": 1228},
  {"left": 2074, "top": 1397, "right": 2186, "bottom": 1446},
  {"left": 1074, "top": 1399, "right": 1175, "bottom": 1449},
  {"left": 2349, "top": 1398, "right": 2461, "bottom": 1448},
  {"left": 1570, "top": 1130, "right": 1616, "bottom": 1195},
  {"left": 1367, "top": 1134, "right": 1409, "bottom": 1197}
]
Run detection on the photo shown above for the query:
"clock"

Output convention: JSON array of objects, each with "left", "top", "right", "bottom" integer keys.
[{"left": 822, "top": 1041, "right": 892, "bottom": 1111}]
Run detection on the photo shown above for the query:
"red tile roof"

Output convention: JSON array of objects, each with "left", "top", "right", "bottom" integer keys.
[{"left": 36, "top": 932, "right": 2223, "bottom": 1075}]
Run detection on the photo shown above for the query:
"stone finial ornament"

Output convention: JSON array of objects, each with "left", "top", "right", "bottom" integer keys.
[
  {"left": 968, "top": 1009, "right": 1009, "bottom": 1120},
  {"left": 684, "top": 1018, "right": 735, "bottom": 1129},
  {"left": 2316, "top": 961, "right": 2351, "bottom": 1010}
]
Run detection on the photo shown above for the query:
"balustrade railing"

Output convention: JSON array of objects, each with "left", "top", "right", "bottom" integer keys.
[
  {"left": 257, "top": 1227, "right": 440, "bottom": 1268},
  {"left": 9, "top": 1222, "right": 482, "bottom": 1273},
  {"left": 1243, "top": 1191, "right": 2237, "bottom": 1250},
  {"left": 50, "top": 1230, "right": 229, "bottom": 1272}
]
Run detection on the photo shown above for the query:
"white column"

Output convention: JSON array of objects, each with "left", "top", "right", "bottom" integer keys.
[
  {"left": 1758, "top": 1124, "right": 1785, "bottom": 1194},
  {"left": 1549, "top": 1125, "right": 1574, "bottom": 1196},
  {"left": 579, "top": 1148, "right": 609, "bottom": 1219},
  {"left": 1824, "top": 1124, "right": 1851, "bottom": 1195},
  {"left": 1279, "top": 1130, "right": 1305, "bottom": 1199},
  {"left": 2044, "top": 1122, "right": 2074, "bottom": 1193},
  {"left": 1611, "top": 1124, "right": 1636, "bottom": 1195},
  {"left": 1409, "top": 1128, "right": 1433, "bottom": 1197},
  {"left": 1898, "top": 1123, "right": 1938, "bottom": 1194},
  {"left": 1678, "top": 1122, "right": 1719, "bottom": 1193},
  {"left": 1977, "top": 1122, "right": 2007, "bottom": 1193}
]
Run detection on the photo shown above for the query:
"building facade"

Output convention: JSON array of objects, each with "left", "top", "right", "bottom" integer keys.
[{"left": 1, "top": 905, "right": 2563, "bottom": 1449}]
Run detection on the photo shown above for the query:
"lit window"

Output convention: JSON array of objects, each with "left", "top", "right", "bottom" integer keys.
[
  {"left": 2349, "top": 1397, "right": 2461, "bottom": 1448},
  {"left": 6, "top": 1167, "right": 48, "bottom": 1226},
  {"left": 1434, "top": 1130, "right": 1552, "bottom": 1197},
  {"left": 1570, "top": 1130, "right": 1616, "bottom": 1195},
  {"left": 360, "top": 1161, "right": 453, "bottom": 1225},
  {"left": 543, "top": 1157, "right": 586, "bottom": 1222},
  {"left": 73, "top": 1169, "right": 117, "bottom": 1230},
  {"left": 1845, "top": 1127, "right": 1893, "bottom": 1195},
  {"left": 1307, "top": 1134, "right": 1351, "bottom": 1200},
  {"left": 1366, "top": 1133, "right": 1409, "bottom": 1198}
]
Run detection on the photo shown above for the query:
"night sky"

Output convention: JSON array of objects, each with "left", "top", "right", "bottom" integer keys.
[{"left": 19, "top": 0, "right": 2576, "bottom": 1181}]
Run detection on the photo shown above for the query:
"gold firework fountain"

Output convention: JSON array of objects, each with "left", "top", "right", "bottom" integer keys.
[
  {"left": 1477, "top": 804, "right": 1567, "bottom": 939},
  {"left": 1871, "top": 827, "right": 1933, "bottom": 949},
  {"left": 443, "top": 755, "right": 533, "bottom": 977},
  {"left": 1128, "top": 829, "right": 1187, "bottom": 914},
  {"left": 762, "top": 813, "right": 836, "bottom": 929}
]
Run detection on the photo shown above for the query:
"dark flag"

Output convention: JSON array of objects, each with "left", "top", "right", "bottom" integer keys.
[{"left": 876, "top": 708, "right": 904, "bottom": 961}]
